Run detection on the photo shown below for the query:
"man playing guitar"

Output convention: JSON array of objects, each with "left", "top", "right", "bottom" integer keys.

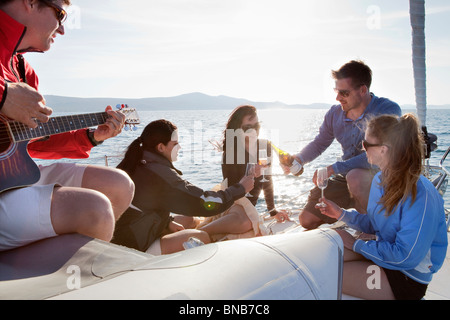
[{"left": 0, "top": 0, "right": 135, "bottom": 251}]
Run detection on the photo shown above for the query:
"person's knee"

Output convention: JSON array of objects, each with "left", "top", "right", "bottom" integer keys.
[
  {"left": 88, "top": 213, "right": 115, "bottom": 242},
  {"left": 117, "top": 169, "right": 135, "bottom": 200},
  {"left": 83, "top": 166, "right": 135, "bottom": 219},
  {"left": 299, "top": 210, "right": 322, "bottom": 230},
  {"left": 174, "top": 215, "right": 198, "bottom": 229},
  {"left": 240, "top": 216, "right": 252, "bottom": 231},
  {"left": 84, "top": 193, "right": 115, "bottom": 241},
  {"left": 346, "top": 169, "right": 372, "bottom": 212},
  {"left": 108, "top": 169, "right": 135, "bottom": 211},
  {"left": 51, "top": 187, "right": 115, "bottom": 241},
  {"left": 194, "top": 230, "right": 211, "bottom": 244},
  {"left": 346, "top": 169, "right": 361, "bottom": 195},
  {"left": 235, "top": 208, "right": 252, "bottom": 229},
  {"left": 346, "top": 169, "right": 372, "bottom": 196},
  {"left": 69, "top": 191, "right": 115, "bottom": 241}
]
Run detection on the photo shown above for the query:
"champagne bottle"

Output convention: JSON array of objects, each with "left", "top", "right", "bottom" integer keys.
[{"left": 271, "top": 143, "right": 304, "bottom": 176}]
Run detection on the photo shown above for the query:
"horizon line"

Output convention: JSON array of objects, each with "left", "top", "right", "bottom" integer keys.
[{"left": 42, "top": 92, "right": 450, "bottom": 108}]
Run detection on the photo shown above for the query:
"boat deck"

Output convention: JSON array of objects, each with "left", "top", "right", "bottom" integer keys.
[{"left": 425, "top": 238, "right": 450, "bottom": 300}]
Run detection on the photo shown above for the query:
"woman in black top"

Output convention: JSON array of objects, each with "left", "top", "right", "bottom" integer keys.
[
  {"left": 112, "top": 119, "right": 254, "bottom": 254},
  {"left": 200, "top": 106, "right": 289, "bottom": 237}
]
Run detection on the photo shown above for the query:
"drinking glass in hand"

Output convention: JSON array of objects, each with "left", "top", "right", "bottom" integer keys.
[
  {"left": 258, "top": 149, "right": 269, "bottom": 182},
  {"left": 316, "top": 167, "right": 329, "bottom": 207},
  {"left": 245, "top": 163, "right": 256, "bottom": 197}
]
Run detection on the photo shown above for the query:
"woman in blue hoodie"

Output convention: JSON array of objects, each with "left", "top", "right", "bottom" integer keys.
[{"left": 317, "top": 113, "right": 447, "bottom": 300}]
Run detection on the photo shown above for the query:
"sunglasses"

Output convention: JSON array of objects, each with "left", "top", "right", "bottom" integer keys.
[
  {"left": 362, "top": 139, "right": 383, "bottom": 150},
  {"left": 334, "top": 88, "right": 352, "bottom": 98},
  {"left": 333, "top": 84, "right": 365, "bottom": 98},
  {"left": 39, "top": 0, "right": 67, "bottom": 26},
  {"left": 241, "top": 122, "right": 261, "bottom": 131}
]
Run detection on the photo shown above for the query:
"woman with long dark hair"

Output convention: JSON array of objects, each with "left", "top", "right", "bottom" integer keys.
[
  {"left": 113, "top": 119, "right": 254, "bottom": 255},
  {"left": 199, "top": 105, "right": 289, "bottom": 237},
  {"left": 317, "top": 113, "right": 447, "bottom": 300}
]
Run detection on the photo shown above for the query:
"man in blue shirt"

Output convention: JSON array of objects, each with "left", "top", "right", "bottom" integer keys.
[{"left": 290, "top": 60, "right": 402, "bottom": 229}]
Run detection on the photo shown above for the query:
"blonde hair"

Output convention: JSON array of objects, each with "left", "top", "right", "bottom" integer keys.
[{"left": 367, "top": 113, "right": 424, "bottom": 215}]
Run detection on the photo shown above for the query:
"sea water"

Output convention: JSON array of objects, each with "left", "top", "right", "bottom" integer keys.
[{"left": 37, "top": 108, "right": 450, "bottom": 214}]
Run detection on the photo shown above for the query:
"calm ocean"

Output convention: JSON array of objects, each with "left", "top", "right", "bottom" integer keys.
[{"left": 37, "top": 108, "right": 450, "bottom": 214}]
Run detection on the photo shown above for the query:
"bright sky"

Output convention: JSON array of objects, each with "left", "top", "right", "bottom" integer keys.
[{"left": 26, "top": 0, "right": 450, "bottom": 106}]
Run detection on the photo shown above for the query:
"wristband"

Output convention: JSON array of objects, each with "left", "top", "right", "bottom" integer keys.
[{"left": 86, "top": 129, "right": 104, "bottom": 146}]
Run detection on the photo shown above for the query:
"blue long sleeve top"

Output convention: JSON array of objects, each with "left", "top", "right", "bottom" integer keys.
[
  {"left": 340, "top": 173, "right": 448, "bottom": 284},
  {"left": 295, "top": 94, "right": 401, "bottom": 175}
]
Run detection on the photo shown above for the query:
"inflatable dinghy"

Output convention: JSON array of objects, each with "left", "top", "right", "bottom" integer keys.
[{"left": 0, "top": 228, "right": 343, "bottom": 300}]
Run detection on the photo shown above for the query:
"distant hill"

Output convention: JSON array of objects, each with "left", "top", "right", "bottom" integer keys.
[
  {"left": 43, "top": 92, "right": 449, "bottom": 112},
  {"left": 43, "top": 92, "right": 329, "bottom": 112}
]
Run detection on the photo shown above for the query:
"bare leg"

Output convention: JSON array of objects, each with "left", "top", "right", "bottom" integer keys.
[
  {"left": 341, "top": 247, "right": 395, "bottom": 299},
  {"left": 173, "top": 215, "right": 199, "bottom": 229},
  {"left": 342, "top": 247, "right": 366, "bottom": 262},
  {"left": 81, "top": 166, "right": 135, "bottom": 220},
  {"left": 160, "top": 229, "right": 211, "bottom": 254},
  {"left": 50, "top": 186, "right": 115, "bottom": 241},
  {"left": 346, "top": 168, "right": 374, "bottom": 214},
  {"left": 343, "top": 260, "right": 395, "bottom": 300},
  {"left": 298, "top": 209, "right": 324, "bottom": 230},
  {"left": 199, "top": 205, "right": 252, "bottom": 236}
]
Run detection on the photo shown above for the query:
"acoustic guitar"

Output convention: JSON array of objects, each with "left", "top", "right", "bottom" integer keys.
[{"left": 0, "top": 105, "right": 139, "bottom": 193}]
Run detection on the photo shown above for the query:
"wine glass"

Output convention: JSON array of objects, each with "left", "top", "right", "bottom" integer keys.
[
  {"left": 316, "top": 167, "right": 329, "bottom": 207},
  {"left": 258, "top": 149, "right": 269, "bottom": 182},
  {"left": 245, "top": 163, "right": 256, "bottom": 197}
]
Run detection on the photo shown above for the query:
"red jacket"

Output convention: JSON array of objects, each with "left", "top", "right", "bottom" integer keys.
[{"left": 0, "top": 9, "right": 94, "bottom": 159}]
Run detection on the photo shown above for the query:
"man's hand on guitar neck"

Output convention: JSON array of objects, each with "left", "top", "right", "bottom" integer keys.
[
  {"left": 1, "top": 83, "right": 127, "bottom": 143},
  {"left": 1, "top": 82, "right": 52, "bottom": 128},
  {"left": 92, "top": 105, "right": 126, "bottom": 143}
]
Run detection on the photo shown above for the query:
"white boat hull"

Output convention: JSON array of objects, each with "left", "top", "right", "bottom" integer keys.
[{"left": 0, "top": 228, "right": 343, "bottom": 300}]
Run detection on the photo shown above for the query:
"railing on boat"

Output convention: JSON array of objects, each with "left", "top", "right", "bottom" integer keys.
[{"left": 427, "top": 146, "right": 450, "bottom": 230}]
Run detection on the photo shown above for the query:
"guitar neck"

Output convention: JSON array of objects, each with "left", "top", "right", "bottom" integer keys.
[{"left": 10, "top": 112, "right": 108, "bottom": 142}]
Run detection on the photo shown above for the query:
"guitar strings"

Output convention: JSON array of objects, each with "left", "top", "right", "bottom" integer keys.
[
  {"left": 0, "top": 109, "right": 137, "bottom": 144},
  {"left": 0, "top": 112, "right": 108, "bottom": 144}
]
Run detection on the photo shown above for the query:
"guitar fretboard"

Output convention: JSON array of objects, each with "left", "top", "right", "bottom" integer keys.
[{"left": 9, "top": 112, "right": 108, "bottom": 142}]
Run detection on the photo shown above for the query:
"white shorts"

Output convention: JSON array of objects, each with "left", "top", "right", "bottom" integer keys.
[
  {"left": 0, "top": 163, "right": 87, "bottom": 251},
  {"left": 145, "top": 238, "right": 162, "bottom": 256}
]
